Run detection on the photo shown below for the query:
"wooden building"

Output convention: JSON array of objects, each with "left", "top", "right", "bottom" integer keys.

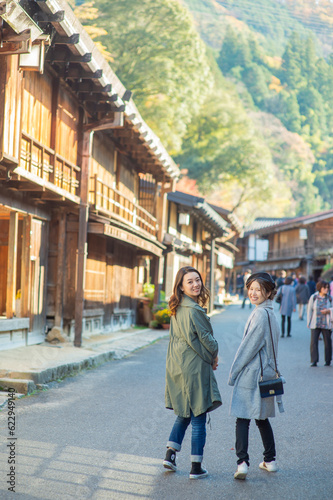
[
  {"left": 235, "top": 211, "right": 333, "bottom": 281},
  {"left": 0, "top": 0, "right": 179, "bottom": 350},
  {"left": 163, "top": 192, "right": 241, "bottom": 310}
]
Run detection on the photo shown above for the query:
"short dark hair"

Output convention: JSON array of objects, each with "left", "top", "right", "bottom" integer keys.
[
  {"left": 246, "top": 272, "right": 277, "bottom": 300},
  {"left": 299, "top": 276, "right": 306, "bottom": 284},
  {"left": 316, "top": 280, "right": 329, "bottom": 292},
  {"left": 285, "top": 276, "right": 293, "bottom": 285}
]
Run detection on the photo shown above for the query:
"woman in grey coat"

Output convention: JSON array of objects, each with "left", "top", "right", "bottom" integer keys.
[
  {"left": 276, "top": 276, "right": 296, "bottom": 337},
  {"left": 229, "top": 272, "right": 284, "bottom": 480}
]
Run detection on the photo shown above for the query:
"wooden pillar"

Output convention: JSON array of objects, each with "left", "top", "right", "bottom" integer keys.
[
  {"left": 50, "top": 78, "right": 60, "bottom": 182},
  {"left": 75, "top": 130, "right": 93, "bottom": 347},
  {"left": 306, "top": 258, "right": 313, "bottom": 279},
  {"left": 0, "top": 55, "right": 6, "bottom": 161},
  {"left": 6, "top": 211, "right": 18, "bottom": 318},
  {"left": 21, "top": 215, "right": 32, "bottom": 318},
  {"left": 209, "top": 238, "right": 215, "bottom": 313},
  {"left": 153, "top": 255, "right": 161, "bottom": 305},
  {"left": 54, "top": 212, "right": 67, "bottom": 328}
]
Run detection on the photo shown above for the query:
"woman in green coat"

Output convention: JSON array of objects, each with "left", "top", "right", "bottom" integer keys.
[{"left": 163, "top": 266, "right": 222, "bottom": 479}]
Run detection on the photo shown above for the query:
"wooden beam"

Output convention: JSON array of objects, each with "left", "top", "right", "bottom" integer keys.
[
  {"left": 83, "top": 112, "right": 124, "bottom": 131},
  {"left": 79, "top": 93, "right": 118, "bottom": 102},
  {"left": 75, "top": 130, "right": 93, "bottom": 347},
  {"left": 53, "top": 33, "right": 80, "bottom": 45},
  {"left": 54, "top": 213, "right": 67, "bottom": 327},
  {"left": 33, "top": 11, "right": 65, "bottom": 23},
  {"left": 3, "top": 181, "right": 45, "bottom": 191},
  {"left": 71, "top": 82, "right": 111, "bottom": 93},
  {"left": 0, "top": 39, "right": 30, "bottom": 55},
  {"left": 46, "top": 47, "right": 92, "bottom": 63},
  {"left": 1, "top": 28, "right": 31, "bottom": 42},
  {"left": 61, "top": 67, "right": 103, "bottom": 79},
  {"left": 50, "top": 77, "right": 60, "bottom": 183},
  {"left": 6, "top": 211, "right": 18, "bottom": 319},
  {"left": 91, "top": 102, "right": 121, "bottom": 113},
  {"left": 112, "top": 129, "right": 134, "bottom": 138},
  {"left": 21, "top": 215, "right": 32, "bottom": 318},
  {"left": 0, "top": 55, "right": 6, "bottom": 160}
]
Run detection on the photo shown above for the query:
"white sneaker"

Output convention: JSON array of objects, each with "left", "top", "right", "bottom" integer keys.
[
  {"left": 234, "top": 461, "right": 248, "bottom": 480},
  {"left": 259, "top": 461, "right": 277, "bottom": 472}
]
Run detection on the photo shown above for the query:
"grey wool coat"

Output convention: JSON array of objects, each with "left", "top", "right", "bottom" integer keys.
[
  {"left": 165, "top": 294, "right": 222, "bottom": 418},
  {"left": 276, "top": 284, "right": 296, "bottom": 316},
  {"left": 228, "top": 300, "right": 281, "bottom": 420}
]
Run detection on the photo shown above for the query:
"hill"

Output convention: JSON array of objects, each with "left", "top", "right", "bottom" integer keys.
[{"left": 74, "top": 0, "right": 333, "bottom": 221}]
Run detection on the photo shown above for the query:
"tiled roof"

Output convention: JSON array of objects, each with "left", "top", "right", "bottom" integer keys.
[
  {"left": 257, "top": 209, "right": 333, "bottom": 234},
  {"left": 167, "top": 191, "right": 227, "bottom": 236},
  {"left": 244, "top": 218, "right": 290, "bottom": 235}
]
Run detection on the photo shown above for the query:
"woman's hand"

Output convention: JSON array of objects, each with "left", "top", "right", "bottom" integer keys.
[
  {"left": 321, "top": 308, "right": 331, "bottom": 314},
  {"left": 212, "top": 356, "right": 218, "bottom": 371}
]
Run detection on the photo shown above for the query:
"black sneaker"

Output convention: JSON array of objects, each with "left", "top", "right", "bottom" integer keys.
[
  {"left": 163, "top": 448, "right": 177, "bottom": 471},
  {"left": 189, "top": 462, "right": 208, "bottom": 479}
]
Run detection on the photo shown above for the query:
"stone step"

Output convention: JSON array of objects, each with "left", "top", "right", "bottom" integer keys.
[
  {"left": 0, "top": 378, "right": 36, "bottom": 395},
  {"left": 0, "top": 391, "right": 24, "bottom": 408}
]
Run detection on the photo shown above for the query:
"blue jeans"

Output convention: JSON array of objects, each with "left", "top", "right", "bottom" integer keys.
[{"left": 167, "top": 411, "right": 207, "bottom": 463}]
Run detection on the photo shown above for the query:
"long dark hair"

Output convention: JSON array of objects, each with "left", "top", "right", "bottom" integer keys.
[{"left": 169, "top": 266, "right": 210, "bottom": 316}]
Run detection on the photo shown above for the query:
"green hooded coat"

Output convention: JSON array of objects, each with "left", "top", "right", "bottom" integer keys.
[{"left": 165, "top": 295, "right": 222, "bottom": 417}]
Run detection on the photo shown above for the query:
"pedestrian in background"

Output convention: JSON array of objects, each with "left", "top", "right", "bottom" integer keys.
[
  {"left": 276, "top": 270, "right": 286, "bottom": 289},
  {"left": 242, "top": 269, "right": 252, "bottom": 309},
  {"left": 307, "top": 275, "right": 316, "bottom": 296},
  {"left": 291, "top": 272, "right": 298, "bottom": 287},
  {"left": 276, "top": 276, "right": 296, "bottom": 337},
  {"left": 295, "top": 276, "right": 310, "bottom": 320},
  {"left": 307, "top": 280, "right": 333, "bottom": 367},
  {"left": 236, "top": 273, "right": 244, "bottom": 297},
  {"left": 229, "top": 272, "right": 284, "bottom": 480},
  {"left": 163, "top": 266, "right": 222, "bottom": 479},
  {"left": 329, "top": 276, "right": 333, "bottom": 298}
]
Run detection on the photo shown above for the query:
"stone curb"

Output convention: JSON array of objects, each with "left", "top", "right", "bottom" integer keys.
[
  {"left": 0, "top": 309, "right": 224, "bottom": 402},
  {"left": 0, "top": 329, "right": 170, "bottom": 399}
]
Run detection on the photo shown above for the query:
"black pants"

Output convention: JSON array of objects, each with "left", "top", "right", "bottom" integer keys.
[
  {"left": 242, "top": 297, "right": 252, "bottom": 309},
  {"left": 235, "top": 418, "right": 276, "bottom": 466},
  {"left": 310, "top": 328, "right": 332, "bottom": 365},
  {"left": 281, "top": 315, "right": 291, "bottom": 336}
]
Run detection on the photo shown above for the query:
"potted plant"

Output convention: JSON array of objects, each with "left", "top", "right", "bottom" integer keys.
[{"left": 154, "top": 308, "right": 171, "bottom": 329}]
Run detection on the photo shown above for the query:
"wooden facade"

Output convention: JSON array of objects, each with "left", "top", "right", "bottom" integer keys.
[
  {"left": 235, "top": 211, "right": 333, "bottom": 281},
  {"left": 164, "top": 192, "right": 241, "bottom": 310},
  {"left": 0, "top": 0, "right": 179, "bottom": 350}
]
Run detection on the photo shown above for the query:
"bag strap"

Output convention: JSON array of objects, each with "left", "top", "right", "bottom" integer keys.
[{"left": 259, "top": 309, "right": 279, "bottom": 380}]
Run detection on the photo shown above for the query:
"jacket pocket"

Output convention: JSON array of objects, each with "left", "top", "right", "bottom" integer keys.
[{"left": 237, "top": 367, "right": 260, "bottom": 389}]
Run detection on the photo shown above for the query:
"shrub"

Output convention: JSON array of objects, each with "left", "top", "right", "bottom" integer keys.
[
  {"left": 152, "top": 301, "right": 168, "bottom": 314},
  {"left": 154, "top": 308, "right": 171, "bottom": 325}
]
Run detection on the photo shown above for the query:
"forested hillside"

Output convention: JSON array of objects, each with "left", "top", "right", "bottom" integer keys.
[{"left": 74, "top": 0, "right": 333, "bottom": 221}]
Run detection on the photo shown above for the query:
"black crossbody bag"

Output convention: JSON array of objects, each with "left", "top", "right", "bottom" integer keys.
[{"left": 259, "top": 310, "right": 284, "bottom": 398}]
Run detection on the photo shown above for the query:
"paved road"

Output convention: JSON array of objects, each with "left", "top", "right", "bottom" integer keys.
[{"left": 0, "top": 302, "right": 332, "bottom": 499}]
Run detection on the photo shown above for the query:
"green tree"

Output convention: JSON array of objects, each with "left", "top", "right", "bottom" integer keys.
[
  {"left": 76, "top": 0, "right": 211, "bottom": 154},
  {"left": 218, "top": 26, "right": 251, "bottom": 74},
  {"left": 242, "top": 63, "right": 269, "bottom": 107},
  {"left": 301, "top": 36, "right": 317, "bottom": 85},
  {"left": 280, "top": 32, "right": 303, "bottom": 89},
  {"left": 175, "top": 90, "right": 274, "bottom": 212},
  {"left": 297, "top": 86, "right": 326, "bottom": 136},
  {"left": 277, "top": 91, "right": 302, "bottom": 133}
]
